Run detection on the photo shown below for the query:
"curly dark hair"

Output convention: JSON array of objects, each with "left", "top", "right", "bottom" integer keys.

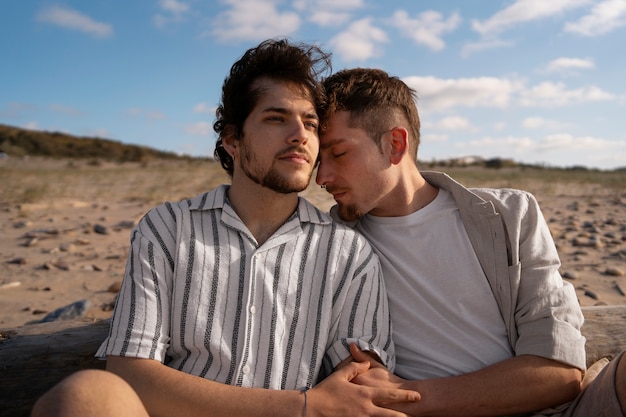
[
  {"left": 321, "top": 68, "right": 421, "bottom": 162},
  {"left": 213, "top": 38, "right": 332, "bottom": 176}
]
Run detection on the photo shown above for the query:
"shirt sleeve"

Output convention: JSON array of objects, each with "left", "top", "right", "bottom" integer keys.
[
  {"left": 96, "top": 206, "right": 175, "bottom": 362},
  {"left": 322, "top": 232, "right": 395, "bottom": 374},
  {"left": 505, "top": 191, "right": 587, "bottom": 370}
]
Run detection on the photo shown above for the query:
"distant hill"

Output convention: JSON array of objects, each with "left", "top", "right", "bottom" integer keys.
[{"left": 0, "top": 124, "right": 189, "bottom": 162}]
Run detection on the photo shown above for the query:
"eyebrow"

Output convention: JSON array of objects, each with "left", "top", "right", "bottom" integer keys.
[{"left": 262, "top": 106, "right": 319, "bottom": 121}]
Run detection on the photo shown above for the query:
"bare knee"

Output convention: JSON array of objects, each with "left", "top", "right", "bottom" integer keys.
[{"left": 31, "top": 369, "right": 147, "bottom": 417}]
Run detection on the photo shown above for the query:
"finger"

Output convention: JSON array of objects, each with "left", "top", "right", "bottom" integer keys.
[
  {"left": 350, "top": 343, "right": 370, "bottom": 363},
  {"left": 373, "top": 388, "right": 421, "bottom": 404},
  {"left": 350, "top": 343, "right": 386, "bottom": 368},
  {"left": 334, "top": 360, "right": 371, "bottom": 381}
]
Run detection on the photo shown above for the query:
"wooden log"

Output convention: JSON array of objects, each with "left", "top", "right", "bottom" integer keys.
[
  {"left": 1, "top": 306, "right": 625, "bottom": 417},
  {"left": 580, "top": 305, "right": 626, "bottom": 365},
  {"left": 0, "top": 319, "right": 109, "bottom": 417}
]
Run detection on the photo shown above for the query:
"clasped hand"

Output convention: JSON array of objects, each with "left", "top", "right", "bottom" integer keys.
[{"left": 305, "top": 344, "right": 420, "bottom": 417}]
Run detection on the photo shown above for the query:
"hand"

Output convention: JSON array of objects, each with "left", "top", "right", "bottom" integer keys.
[
  {"left": 308, "top": 360, "right": 420, "bottom": 417},
  {"left": 349, "top": 344, "right": 410, "bottom": 391}
]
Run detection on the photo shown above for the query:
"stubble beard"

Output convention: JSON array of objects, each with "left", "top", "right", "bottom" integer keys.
[
  {"left": 337, "top": 203, "right": 364, "bottom": 222},
  {"left": 241, "top": 147, "right": 311, "bottom": 194}
]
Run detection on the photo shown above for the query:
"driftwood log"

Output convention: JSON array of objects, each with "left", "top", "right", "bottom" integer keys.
[{"left": 1, "top": 306, "right": 625, "bottom": 417}]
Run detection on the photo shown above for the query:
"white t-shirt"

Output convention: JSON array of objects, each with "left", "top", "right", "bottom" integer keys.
[{"left": 357, "top": 189, "right": 513, "bottom": 379}]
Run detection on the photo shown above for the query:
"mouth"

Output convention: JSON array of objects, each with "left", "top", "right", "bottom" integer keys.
[
  {"left": 325, "top": 187, "right": 346, "bottom": 201},
  {"left": 278, "top": 150, "right": 310, "bottom": 164}
]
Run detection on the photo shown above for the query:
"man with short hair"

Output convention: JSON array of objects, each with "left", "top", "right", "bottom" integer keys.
[
  {"left": 316, "top": 67, "right": 626, "bottom": 416},
  {"left": 31, "top": 42, "right": 418, "bottom": 417}
]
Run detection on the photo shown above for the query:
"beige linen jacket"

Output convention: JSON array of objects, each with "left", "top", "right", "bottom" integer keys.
[{"left": 422, "top": 171, "right": 586, "bottom": 371}]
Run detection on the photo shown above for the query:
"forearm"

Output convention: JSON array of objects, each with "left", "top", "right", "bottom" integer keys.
[
  {"left": 397, "top": 355, "right": 582, "bottom": 416},
  {"left": 106, "top": 356, "right": 303, "bottom": 417}
]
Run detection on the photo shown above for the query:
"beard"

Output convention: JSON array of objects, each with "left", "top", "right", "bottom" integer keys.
[
  {"left": 240, "top": 146, "right": 311, "bottom": 194},
  {"left": 336, "top": 203, "right": 364, "bottom": 222}
]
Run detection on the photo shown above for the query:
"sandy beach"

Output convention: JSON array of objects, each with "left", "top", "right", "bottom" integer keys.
[{"left": 1, "top": 157, "right": 625, "bottom": 329}]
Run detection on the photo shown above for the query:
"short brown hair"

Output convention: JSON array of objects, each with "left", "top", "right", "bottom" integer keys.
[{"left": 322, "top": 68, "right": 420, "bottom": 161}]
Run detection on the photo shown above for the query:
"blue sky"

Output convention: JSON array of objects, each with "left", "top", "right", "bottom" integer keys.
[{"left": 2, "top": 0, "right": 625, "bottom": 169}]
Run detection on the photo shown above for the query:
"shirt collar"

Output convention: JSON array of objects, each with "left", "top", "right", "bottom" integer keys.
[{"left": 189, "top": 184, "right": 332, "bottom": 227}]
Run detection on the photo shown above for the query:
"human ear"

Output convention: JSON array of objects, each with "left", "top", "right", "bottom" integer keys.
[
  {"left": 221, "top": 125, "right": 239, "bottom": 158},
  {"left": 387, "top": 126, "right": 408, "bottom": 164}
]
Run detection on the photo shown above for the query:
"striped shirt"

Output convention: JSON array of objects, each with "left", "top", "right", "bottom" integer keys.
[{"left": 96, "top": 185, "right": 394, "bottom": 390}]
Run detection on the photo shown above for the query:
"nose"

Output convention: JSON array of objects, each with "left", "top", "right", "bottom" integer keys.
[
  {"left": 289, "top": 119, "right": 312, "bottom": 145},
  {"left": 315, "top": 159, "right": 330, "bottom": 186}
]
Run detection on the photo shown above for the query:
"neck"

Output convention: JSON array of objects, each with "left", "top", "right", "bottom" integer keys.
[
  {"left": 227, "top": 177, "right": 299, "bottom": 245},
  {"left": 372, "top": 164, "right": 438, "bottom": 217}
]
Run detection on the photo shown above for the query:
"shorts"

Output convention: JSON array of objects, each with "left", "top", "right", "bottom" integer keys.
[{"left": 555, "top": 350, "right": 624, "bottom": 417}]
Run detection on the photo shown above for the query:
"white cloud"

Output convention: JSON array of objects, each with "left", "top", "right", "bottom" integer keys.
[
  {"left": 154, "top": 0, "right": 190, "bottom": 27},
  {"left": 461, "top": 39, "right": 514, "bottom": 57},
  {"left": 49, "top": 104, "right": 84, "bottom": 117},
  {"left": 36, "top": 5, "right": 113, "bottom": 38},
  {"left": 125, "top": 108, "right": 166, "bottom": 121},
  {"left": 539, "top": 133, "right": 602, "bottom": 150},
  {"left": 84, "top": 128, "right": 111, "bottom": 138},
  {"left": 0, "top": 102, "right": 38, "bottom": 119},
  {"left": 194, "top": 103, "right": 216, "bottom": 114},
  {"left": 160, "top": 0, "right": 189, "bottom": 15},
  {"left": 185, "top": 122, "right": 213, "bottom": 136},
  {"left": 564, "top": 0, "right": 626, "bottom": 36},
  {"left": 329, "top": 18, "right": 388, "bottom": 61},
  {"left": 422, "top": 134, "right": 448, "bottom": 143},
  {"left": 456, "top": 133, "right": 626, "bottom": 168},
  {"left": 522, "top": 116, "right": 568, "bottom": 129},
  {"left": 403, "top": 75, "right": 523, "bottom": 111},
  {"left": 310, "top": 11, "right": 352, "bottom": 26},
  {"left": 520, "top": 82, "right": 618, "bottom": 106},
  {"left": 545, "top": 57, "right": 595, "bottom": 73},
  {"left": 461, "top": 38, "right": 514, "bottom": 57},
  {"left": 492, "top": 122, "right": 508, "bottom": 131},
  {"left": 471, "top": 0, "right": 590, "bottom": 35},
  {"left": 462, "top": 135, "right": 536, "bottom": 156},
  {"left": 403, "top": 75, "right": 620, "bottom": 112},
  {"left": 22, "top": 122, "right": 40, "bottom": 131},
  {"left": 393, "top": 10, "right": 461, "bottom": 51},
  {"left": 294, "top": 0, "right": 364, "bottom": 9},
  {"left": 425, "top": 116, "right": 474, "bottom": 131},
  {"left": 297, "top": 0, "right": 363, "bottom": 25},
  {"left": 211, "top": 0, "right": 300, "bottom": 42}
]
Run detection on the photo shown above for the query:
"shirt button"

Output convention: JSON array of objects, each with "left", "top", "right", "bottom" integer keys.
[
  {"left": 250, "top": 305, "right": 256, "bottom": 314},
  {"left": 242, "top": 364, "right": 250, "bottom": 374}
]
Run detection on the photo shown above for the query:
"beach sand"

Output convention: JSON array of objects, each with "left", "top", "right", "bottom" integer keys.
[{"left": 1, "top": 158, "right": 625, "bottom": 329}]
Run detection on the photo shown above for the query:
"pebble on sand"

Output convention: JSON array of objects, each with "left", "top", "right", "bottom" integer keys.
[{"left": 39, "top": 299, "right": 91, "bottom": 323}]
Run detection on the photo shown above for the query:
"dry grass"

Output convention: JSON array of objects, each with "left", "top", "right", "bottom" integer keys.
[
  {"left": 0, "top": 157, "right": 229, "bottom": 206},
  {"left": 1, "top": 157, "right": 624, "bottom": 209},
  {"left": 430, "top": 165, "right": 626, "bottom": 201}
]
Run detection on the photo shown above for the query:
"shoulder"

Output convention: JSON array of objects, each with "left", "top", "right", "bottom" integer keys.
[
  {"left": 137, "top": 188, "right": 224, "bottom": 229},
  {"left": 470, "top": 187, "right": 540, "bottom": 218},
  {"left": 300, "top": 200, "right": 374, "bottom": 252},
  {"left": 297, "top": 197, "right": 333, "bottom": 224},
  {"left": 423, "top": 170, "right": 540, "bottom": 217},
  {"left": 471, "top": 187, "right": 536, "bottom": 206}
]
